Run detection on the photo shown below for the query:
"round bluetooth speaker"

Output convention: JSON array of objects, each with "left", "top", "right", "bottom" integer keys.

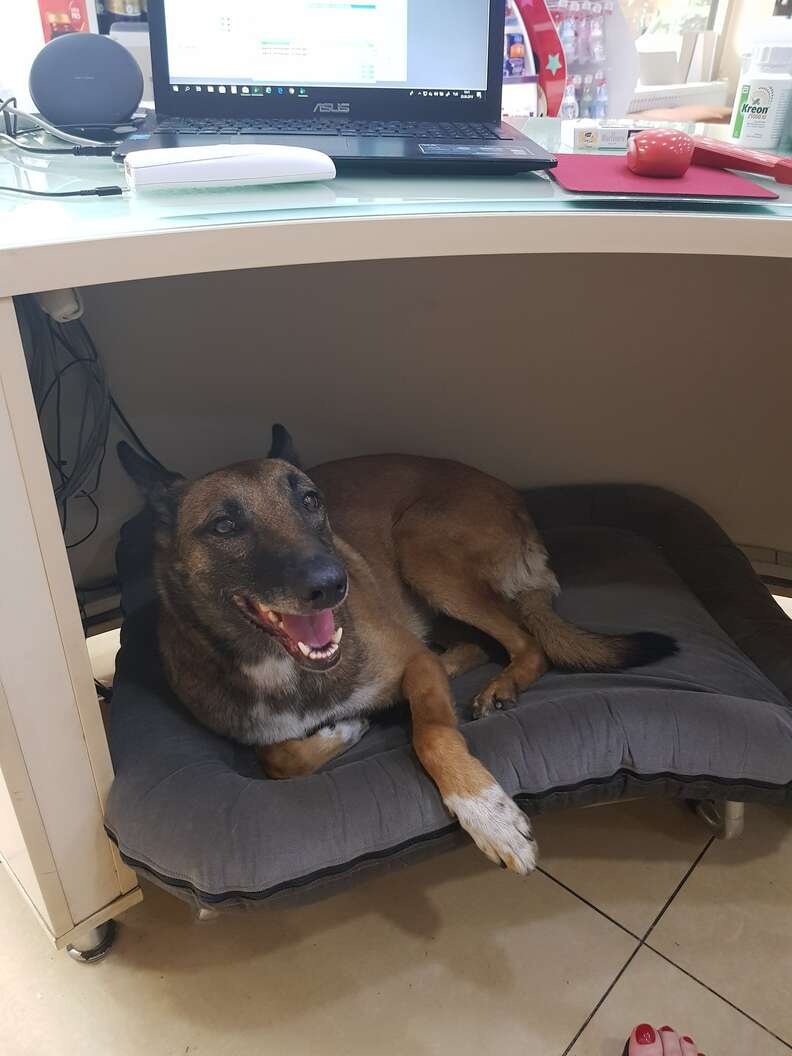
[{"left": 29, "top": 32, "right": 144, "bottom": 129}]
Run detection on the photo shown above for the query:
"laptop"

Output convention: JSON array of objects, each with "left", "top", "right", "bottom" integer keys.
[{"left": 115, "top": 0, "right": 557, "bottom": 176}]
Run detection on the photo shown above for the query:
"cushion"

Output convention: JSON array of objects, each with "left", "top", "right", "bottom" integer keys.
[{"left": 105, "top": 484, "right": 792, "bottom": 909}]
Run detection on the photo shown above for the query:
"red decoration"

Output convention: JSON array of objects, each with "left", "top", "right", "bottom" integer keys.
[
  {"left": 627, "top": 129, "right": 695, "bottom": 178},
  {"left": 513, "top": 0, "right": 567, "bottom": 116}
]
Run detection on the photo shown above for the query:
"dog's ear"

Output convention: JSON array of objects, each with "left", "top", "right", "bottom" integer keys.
[
  {"left": 118, "top": 441, "right": 185, "bottom": 525},
  {"left": 267, "top": 424, "right": 301, "bottom": 468}
]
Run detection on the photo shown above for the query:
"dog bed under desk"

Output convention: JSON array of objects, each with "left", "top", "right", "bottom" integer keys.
[{"left": 105, "top": 484, "right": 792, "bottom": 910}]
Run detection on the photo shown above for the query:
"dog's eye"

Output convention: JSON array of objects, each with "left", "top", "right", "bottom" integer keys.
[
  {"left": 303, "top": 491, "right": 322, "bottom": 512},
  {"left": 212, "top": 517, "right": 237, "bottom": 535}
]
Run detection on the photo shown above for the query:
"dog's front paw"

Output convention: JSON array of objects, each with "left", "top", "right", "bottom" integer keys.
[
  {"left": 472, "top": 675, "right": 518, "bottom": 719},
  {"left": 444, "top": 784, "right": 537, "bottom": 875}
]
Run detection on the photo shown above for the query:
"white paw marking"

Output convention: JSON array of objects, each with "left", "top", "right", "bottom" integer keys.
[
  {"left": 444, "top": 784, "right": 537, "bottom": 875},
  {"left": 318, "top": 718, "right": 370, "bottom": 745}
]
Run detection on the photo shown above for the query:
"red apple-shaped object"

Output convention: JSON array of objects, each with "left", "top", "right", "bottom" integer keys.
[{"left": 627, "top": 129, "right": 695, "bottom": 178}]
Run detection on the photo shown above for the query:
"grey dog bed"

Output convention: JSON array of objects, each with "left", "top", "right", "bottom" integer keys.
[{"left": 105, "top": 484, "right": 792, "bottom": 909}]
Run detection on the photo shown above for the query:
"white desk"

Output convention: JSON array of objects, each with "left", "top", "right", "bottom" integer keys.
[
  {"left": 1, "top": 119, "right": 790, "bottom": 951},
  {"left": 2, "top": 122, "right": 792, "bottom": 298}
]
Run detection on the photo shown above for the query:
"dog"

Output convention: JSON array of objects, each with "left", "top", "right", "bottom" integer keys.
[{"left": 119, "top": 427, "right": 676, "bottom": 874}]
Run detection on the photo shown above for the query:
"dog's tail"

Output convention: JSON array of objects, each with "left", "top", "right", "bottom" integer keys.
[{"left": 515, "top": 588, "right": 678, "bottom": 672}]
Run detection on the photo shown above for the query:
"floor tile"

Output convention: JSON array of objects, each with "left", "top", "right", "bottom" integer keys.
[
  {"left": 649, "top": 804, "right": 792, "bottom": 1045},
  {"left": 567, "top": 944, "right": 790, "bottom": 1056},
  {"left": 0, "top": 843, "right": 635, "bottom": 1056},
  {"left": 534, "top": 799, "right": 710, "bottom": 936}
]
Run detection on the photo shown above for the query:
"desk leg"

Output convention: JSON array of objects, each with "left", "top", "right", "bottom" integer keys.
[{"left": 0, "top": 296, "right": 141, "bottom": 949}]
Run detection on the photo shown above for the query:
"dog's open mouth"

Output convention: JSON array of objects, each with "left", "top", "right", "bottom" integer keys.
[{"left": 233, "top": 595, "right": 343, "bottom": 670}]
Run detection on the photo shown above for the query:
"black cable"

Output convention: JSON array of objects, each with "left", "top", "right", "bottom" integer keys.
[
  {"left": 79, "top": 317, "right": 166, "bottom": 472},
  {"left": 46, "top": 322, "right": 111, "bottom": 507},
  {"left": 1, "top": 96, "right": 18, "bottom": 137},
  {"left": 74, "top": 319, "right": 100, "bottom": 360},
  {"left": 66, "top": 493, "right": 101, "bottom": 548},
  {"left": 19, "top": 297, "right": 165, "bottom": 560},
  {"left": 37, "top": 356, "right": 94, "bottom": 419},
  {"left": 0, "top": 139, "right": 115, "bottom": 156},
  {"left": 17, "top": 298, "right": 110, "bottom": 545},
  {"left": 1, "top": 137, "right": 73, "bottom": 155},
  {"left": 0, "top": 184, "right": 123, "bottom": 198},
  {"left": 1, "top": 97, "right": 64, "bottom": 143},
  {"left": 109, "top": 395, "right": 167, "bottom": 470},
  {"left": 55, "top": 360, "right": 64, "bottom": 506}
]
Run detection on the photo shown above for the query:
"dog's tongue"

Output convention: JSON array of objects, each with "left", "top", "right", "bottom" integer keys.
[{"left": 281, "top": 609, "right": 336, "bottom": 648}]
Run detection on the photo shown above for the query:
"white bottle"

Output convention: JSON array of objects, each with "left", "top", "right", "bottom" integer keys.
[
  {"left": 560, "top": 80, "right": 580, "bottom": 119},
  {"left": 589, "top": 3, "right": 607, "bottom": 64},
  {"left": 577, "top": 1, "right": 592, "bottom": 64},
  {"left": 559, "top": 2, "right": 577, "bottom": 64},
  {"left": 580, "top": 74, "right": 594, "bottom": 118},
  {"left": 592, "top": 71, "right": 608, "bottom": 118},
  {"left": 731, "top": 44, "right": 792, "bottom": 149}
]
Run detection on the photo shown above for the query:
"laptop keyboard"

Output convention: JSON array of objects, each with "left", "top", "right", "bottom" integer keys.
[{"left": 153, "top": 118, "right": 511, "bottom": 140}]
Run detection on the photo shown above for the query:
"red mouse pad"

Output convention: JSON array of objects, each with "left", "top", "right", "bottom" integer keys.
[{"left": 551, "top": 153, "right": 778, "bottom": 200}]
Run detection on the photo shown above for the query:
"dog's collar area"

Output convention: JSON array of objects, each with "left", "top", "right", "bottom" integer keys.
[{"left": 232, "top": 594, "right": 343, "bottom": 671}]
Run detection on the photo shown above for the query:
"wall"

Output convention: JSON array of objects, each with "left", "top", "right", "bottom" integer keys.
[
  {"left": 2, "top": 2, "right": 49, "bottom": 107},
  {"left": 715, "top": 0, "right": 776, "bottom": 95},
  {"left": 65, "top": 252, "right": 787, "bottom": 587}
]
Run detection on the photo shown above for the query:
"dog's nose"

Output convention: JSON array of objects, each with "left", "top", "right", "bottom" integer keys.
[{"left": 299, "top": 558, "right": 347, "bottom": 608}]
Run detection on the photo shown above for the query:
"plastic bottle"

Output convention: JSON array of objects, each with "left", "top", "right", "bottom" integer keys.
[
  {"left": 580, "top": 74, "right": 594, "bottom": 118},
  {"left": 589, "top": 3, "right": 607, "bottom": 64},
  {"left": 507, "top": 33, "right": 527, "bottom": 77},
  {"left": 559, "top": 0, "right": 577, "bottom": 64},
  {"left": 569, "top": 2, "right": 582, "bottom": 59},
  {"left": 560, "top": 79, "right": 580, "bottom": 118},
  {"left": 97, "top": 0, "right": 146, "bottom": 32},
  {"left": 592, "top": 71, "right": 608, "bottom": 118},
  {"left": 730, "top": 43, "right": 792, "bottom": 149},
  {"left": 577, "top": 1, "right": 592, "bottom": 63}
]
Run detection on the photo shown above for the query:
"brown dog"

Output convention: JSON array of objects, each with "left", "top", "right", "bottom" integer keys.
[{"left": 120, "top": 428, "right": 676, "bottom": 874}]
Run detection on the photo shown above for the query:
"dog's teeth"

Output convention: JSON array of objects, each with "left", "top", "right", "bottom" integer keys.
[
  {"left": 332, "top": 627, "right": 343, "bottom": 644},
  {"left": 267, "top": 611, "right": 279, "bottom": 625},
  {"left": 297, "top": 642, "right": 311, "bottom": 657}
]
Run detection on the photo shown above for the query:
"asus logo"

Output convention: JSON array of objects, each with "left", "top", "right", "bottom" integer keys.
[{"left": 313, "top": 102, "right": 350, "bottom": 113}]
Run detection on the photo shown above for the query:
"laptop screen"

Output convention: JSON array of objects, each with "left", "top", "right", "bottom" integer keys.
[{"left": 162, "top": 0, "right": 492, "bottom": 98}]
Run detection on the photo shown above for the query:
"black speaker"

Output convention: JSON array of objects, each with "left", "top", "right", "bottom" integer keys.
[{"left": 29, "top": 32, "right": 144, "bottom": 129}]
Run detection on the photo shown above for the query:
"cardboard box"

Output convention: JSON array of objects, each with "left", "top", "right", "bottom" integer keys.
[{"left": 562, "top": 123, "right": 632, "bottom": 150}]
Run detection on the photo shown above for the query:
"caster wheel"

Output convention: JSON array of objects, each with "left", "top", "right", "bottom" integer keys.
[
  {"left": 66, "top": 919, "right": 117, "bottom": 963},
  {"left": 689, "top": 799, "right": 745, "bottom": 840}
]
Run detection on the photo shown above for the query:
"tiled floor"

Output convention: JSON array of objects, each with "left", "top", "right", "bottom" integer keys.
[{"left": 1, "top": 631, "right": 790, "bottom": 1056}]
